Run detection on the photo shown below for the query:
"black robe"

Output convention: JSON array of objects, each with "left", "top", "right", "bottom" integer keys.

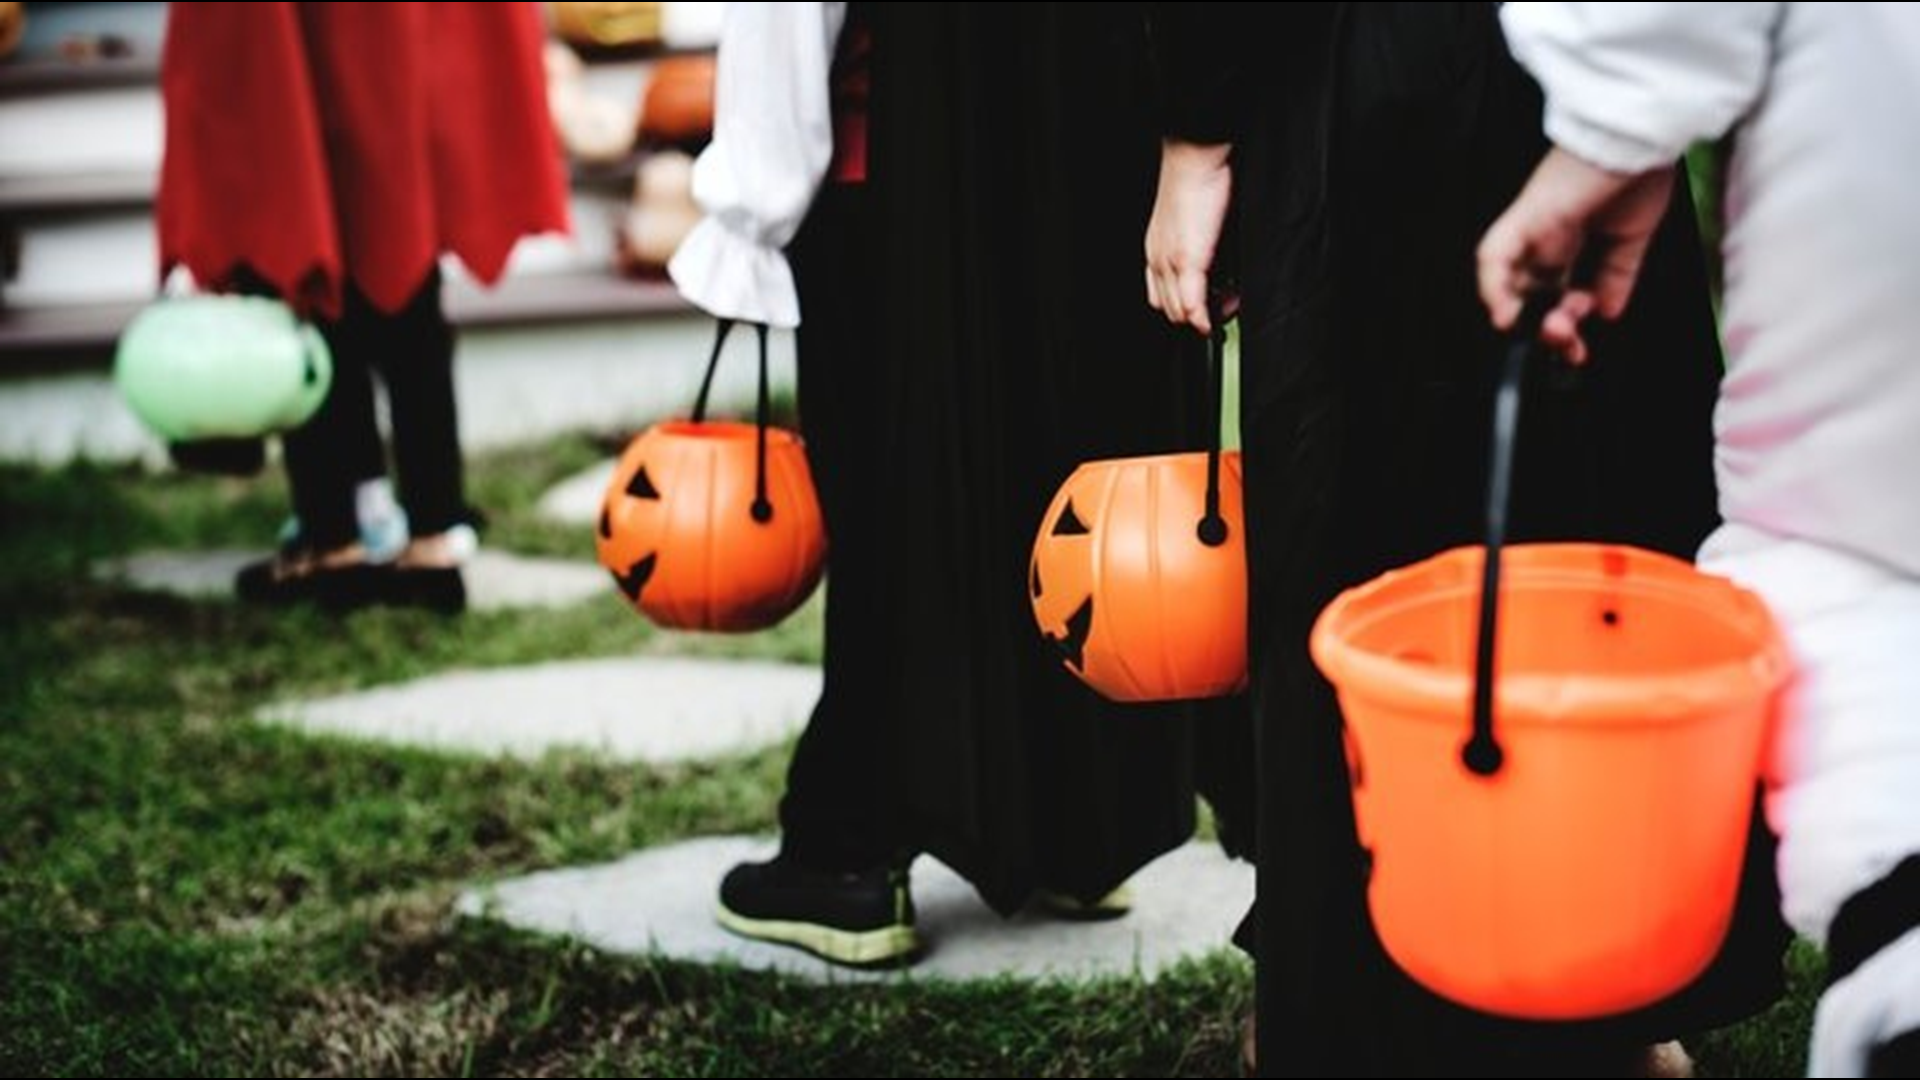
[
  {"left": 808, "top": 2, "right": 1250, "bottom": 914},
  {"left": 1150, "top": 3, "right": 1787, "bottom": 1074}
]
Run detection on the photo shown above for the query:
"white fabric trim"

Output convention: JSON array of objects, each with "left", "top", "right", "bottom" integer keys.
[{"left": 667, "top": 2, "right": 847, "bottom": 328}]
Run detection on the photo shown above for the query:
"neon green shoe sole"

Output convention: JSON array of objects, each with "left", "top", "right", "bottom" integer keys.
[
  {"left": 715, "top": 902, "right": 919, "bottom": 967},
  {"left": 1035, "top": 881, "right": 1135, "bottom": 921}
]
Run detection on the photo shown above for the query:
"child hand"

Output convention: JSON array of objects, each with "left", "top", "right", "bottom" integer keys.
[{"left": 1477, "top": 148, "right": 1676, "bottom": 364}]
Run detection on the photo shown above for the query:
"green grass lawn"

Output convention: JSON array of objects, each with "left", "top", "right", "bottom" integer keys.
[{"left": 0, "top": 436, "right": 1813, "bottom": 1076}]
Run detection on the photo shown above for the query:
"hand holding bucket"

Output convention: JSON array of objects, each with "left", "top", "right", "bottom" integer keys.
[
  {"left": 1029, "top": 319, "right": 1246, "bottom": 702},
  {"left": 596, "top": 319, "right": 826, "bottom": 632},
  {"left": 1308, "top": 301, "right": 1790, "bottom": 1019}
]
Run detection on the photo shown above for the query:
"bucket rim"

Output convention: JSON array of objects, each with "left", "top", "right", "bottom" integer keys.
[
  {"left": 1309, "top": 542, "right": 1791, "bottom": 726},
  {"left": 651, "top": 419, "right": 806, "bottom": 447},
  {"left": 1066, "top": 448, "right": 1245, "bottom": 475}
]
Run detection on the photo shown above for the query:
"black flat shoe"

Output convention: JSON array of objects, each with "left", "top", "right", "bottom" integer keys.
[
  {"left": 369, "top": 564, "right": 466, "bottom": 615},
  {"left": 235, "top": 549, "right": 382, "bottom": 612}
]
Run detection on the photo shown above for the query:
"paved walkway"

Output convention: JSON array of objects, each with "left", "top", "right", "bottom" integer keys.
[{"left": 458, "top": 836, "right": 1253, "bottom": 983}]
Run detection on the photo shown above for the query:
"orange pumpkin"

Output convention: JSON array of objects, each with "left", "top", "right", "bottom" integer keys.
[
  {"left": 1030, "top": 450, "right": 1248, "bottom": 701},
  {"left": 597, "top": 419, "right": 825, "bottom": 631},
  {"left": 638, "top": 54, "right": 715, "bottom": 147}
]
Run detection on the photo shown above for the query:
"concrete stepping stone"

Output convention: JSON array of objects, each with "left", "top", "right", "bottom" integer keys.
[
  {"left": 536, "top": 458, "right": 617, "bottom": 526},
  {"left": 457, "top": 836, "right": 1253, "bottom": 982},
  {"left": 461, "top": 549, "right": 611, "bottom": 610},
  {"left": 260, "top": 657, "right": 818, "bottom": 763},
  {"left": 101, "top": 548, "right": 257, "bottom": 600},
  {"left": 98, "top": 547, "right": 611, "bottom": 611}
]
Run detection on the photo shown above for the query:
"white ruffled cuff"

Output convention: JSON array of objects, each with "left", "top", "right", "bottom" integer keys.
[{"left": 667, "top": 218, "right": 802, "bottom": 329}]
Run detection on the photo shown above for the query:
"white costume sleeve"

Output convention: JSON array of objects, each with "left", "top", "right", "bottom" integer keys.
[
  {"left": 1500, "top": 2, "right": 1783, "bottom": 172},
  {"left": 667, "top": 2, "right": 847, "bottom": 328}
]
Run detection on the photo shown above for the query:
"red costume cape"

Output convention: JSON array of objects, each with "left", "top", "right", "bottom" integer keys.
[{"left": 158, "top": 2, "right": 570, "bottom": 317}]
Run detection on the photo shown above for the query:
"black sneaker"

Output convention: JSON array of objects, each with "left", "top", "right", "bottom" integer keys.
[{"left": 716, "top": 855, "right": 918, "bottom": 967}]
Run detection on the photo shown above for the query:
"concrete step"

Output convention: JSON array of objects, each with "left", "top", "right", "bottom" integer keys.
[
  {"left": 0, "top": 169, "right": 152, "bottom": 214},
  {"left": 0, "top": 188, "right": 643, "bottom": 334},
  {"left": 0, "top": 258, "right": 693, "bottom": 364}
]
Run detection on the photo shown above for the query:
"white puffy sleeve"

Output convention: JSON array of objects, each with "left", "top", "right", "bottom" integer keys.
[
  {"left": 1501, "top": 2, "right": 1784, "bottom": 173},
  {"left": 668, "top": 2, "right": 847, "bottom": 328}
]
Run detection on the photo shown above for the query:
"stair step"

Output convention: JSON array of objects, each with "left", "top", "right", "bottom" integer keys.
[
  {"left": 0, "top": 269, "right": 695, "bottom": 367},
  {"left": 0, "top": 310, "right": 789, "bottom": 466},
  {"left": 0, "top": 157, "right": 654, "bottom": 216},
  {"left": 0, "top": 53, "right": 159, "bottom": 95},
  {"left": 0, "top": 169, "right": 153, "bottom": 214},
  {"left": 0, "top": 82, "right": 160, "bottom": 180},
  {"left": 0, "top": 4, "right": 708, "bottom": 368}
]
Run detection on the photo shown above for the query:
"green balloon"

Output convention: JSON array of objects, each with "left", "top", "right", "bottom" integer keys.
[{"left": 114, "top": 296, "right": 333, "bottom": 441}]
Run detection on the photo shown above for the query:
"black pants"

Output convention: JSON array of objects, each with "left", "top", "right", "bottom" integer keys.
[
  {"left": 284, "top": 270, "right": 467, "bottom": 549},
  {"left": 776, "top": 184, "right": 900, "bottom": 872}
]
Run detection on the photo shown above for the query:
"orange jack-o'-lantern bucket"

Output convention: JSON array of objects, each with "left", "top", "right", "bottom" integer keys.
[
  {"left": 1308, "top": 304, "right": 1788, "bottom": 1019},
  {"left": 597, "top": 320, "right": 825, "bottom": 631},
  {"left": 1029, "top": 321, "right": 1246, "bottom": 702}
]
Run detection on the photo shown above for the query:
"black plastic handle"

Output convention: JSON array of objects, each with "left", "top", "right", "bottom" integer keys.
[
  {"left": 690, "top": 317, "right": 735, "bottom": 424},
  {"left": 689, "top": 317, "right": 776, "bottom": 524},
  {"left": 1463, "top": 294, "right": 1559, "bottom": 778},
  {"left": 1198, "top": 318, "right": 1231, "bottom": 547}
]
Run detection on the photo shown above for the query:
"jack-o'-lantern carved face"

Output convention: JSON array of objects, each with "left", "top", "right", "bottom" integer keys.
[
  {"left": 1029, "top": 451, "right": 1247, "bottom": 702},
  {"left": 596, "top": 420, "right": 826, "bottom": 632}
]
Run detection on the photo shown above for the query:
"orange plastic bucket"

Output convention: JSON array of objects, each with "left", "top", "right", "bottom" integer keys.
[
  {"left": 1309, "top": 542, "right": 1788, "bottom": 1019},
  {"left": 596, "top": 317, "right": 826, "bottom": 632},
  {"left": 1030, "top": 316, "right": 1245, "bottom": 702},
  {"left": 1029, "top": 450, "right": 1247, "bottom": 701}
]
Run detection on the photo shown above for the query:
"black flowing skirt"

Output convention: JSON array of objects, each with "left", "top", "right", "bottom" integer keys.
[{"left": 839, "top": 3, "right": 1246, "bottom": 913}]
